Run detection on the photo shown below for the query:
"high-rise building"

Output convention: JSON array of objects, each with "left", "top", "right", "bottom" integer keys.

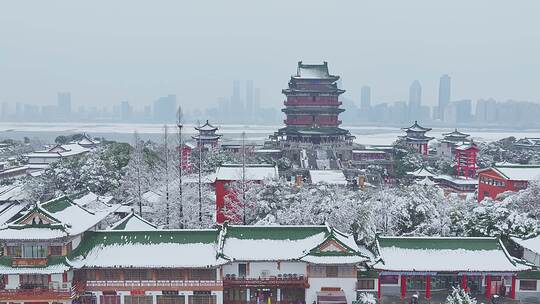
[
  {"left": 120, "top": 101, "right": 133, "bottom": 121},
  {"left": 57, "top": 92, "right": 72, "bottom": 118},
  {"left": 232, "top": 80, "right": 242, "bottom": 112},
  {"left": 254, "top": 88, "right": 261, "bottom": 112},
  {"left": 438, "top": 74, "right": 451, "bottom": 120},
  {"left": 360, "top": 86, "right": 371, "bottom": 111},
  {"left": 245, "top": 80, "right": 254, "bottom": 115},
  {"left": 153, "top": 94, "right": 177, "bottom": 122},
  {"left": 408, "top": 80, "right": 422, "bottom": 120},
  {"left": 475, "top": 98, "right": 497, "bottom": 123}
]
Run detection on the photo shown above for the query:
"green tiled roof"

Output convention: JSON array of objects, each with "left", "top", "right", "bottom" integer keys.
[
  {"left": 41, "top": 196, "right": 73, "bottom": 213},
  {"left": 378, "top": 237, "right": 501, "bottom": 251},
  {"left": 70, "top": 230, "right": 220, "bottom": 259},
  {"left": 225, "top": 225, "right": 327, "bottom": 240}
]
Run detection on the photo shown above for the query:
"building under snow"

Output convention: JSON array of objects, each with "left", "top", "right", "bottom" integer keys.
[{"left": 477, "top": 163, "right": 540, "bottom": 202}]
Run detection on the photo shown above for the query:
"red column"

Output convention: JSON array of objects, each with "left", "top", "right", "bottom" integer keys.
[
  {"left": 425, "top": 275, "right": 431, "bottom": 299},
  {"left": 511, "top": 276, "right": 517, "bottom": 299},
  {"left": 485, "top": 275, "right": 492, "bottom": 300},
  {"left": 377, "top": 275, "right": 381, "bottom": 299},
  {"left": 461, "top": 275, "right": 468, "bottom": 291},
  {"left": 401, "top": 275, "right": 407, "bottom": 299}
]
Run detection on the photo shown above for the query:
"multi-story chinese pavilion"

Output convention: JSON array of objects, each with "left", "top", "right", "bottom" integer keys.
[
  {"left": 192, "top": 120, "right": 222, "bottom": 149},
  {"left": 437, "top": 129, "right": 472, "bottom": 160},
  {"left": 454, "top": 143, "right": 479, "bottom": 178},
  {"left": 273, "top": 62, "right": 353, "bottom": 145},
  {"left": 399, "top": 121, "right": 434, "bottom": 155}
]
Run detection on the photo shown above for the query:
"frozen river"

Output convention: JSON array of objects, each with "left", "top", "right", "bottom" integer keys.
[{"left": 1, "top": 122, "right": 540, "bottom": 146}]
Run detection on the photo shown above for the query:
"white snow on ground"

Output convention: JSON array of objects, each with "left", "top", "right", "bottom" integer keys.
[{"left": 309, "top": 170, "right": 347, "bottom": 185}]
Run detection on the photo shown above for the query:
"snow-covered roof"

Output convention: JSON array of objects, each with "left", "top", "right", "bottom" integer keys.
[
  {"left": 433, "top": 175, "right": 478, "bottom": 185},
  {"left": 480, "top": 164, "right": 540, "bottom": 181},
  {"left": 26, "top": 143, "right": 89, "bottom": 159},
  {"left": 71, "top": 191, "right": 114, "bottom": 210},
  {"left": 402, "top": 121, "right": 432, "bottom": 132},
  {"left": 407, "top": 167, "right": 436, "bottom": 178},
  {"left": 69, "top": 230, "right": 226, "bottom": 268},
  {"left": 109, "top": 212, "right": 157, "bottom": 231},
  {"left": 309, "top": 170, "right": 347, "bottom": 185},
  {"left": 0, "top": 185, "right": 27, "bottom": 202},
  {"left": 416, "top": 177, "right": 436, "bottom": 186},
  {"left": 374, "top": 236, "right": 528, "bottom": 272},
  {"left": 0, "top": 195, "right": 118, "bottom": 240},
  {"left": 0, "top": 202, "right": 27, "bottom": 225},
  {"left": 220, "top": 225, "right": 367, "bottom": 264},
  {"left": 352, "top": 150, "right": 387, "bottom": 154},
  {"left": 215, "top": 164, "right": 279, "bottom": 181},
  {"left": 293, "top": 61, "right": 337, "bottom": 80},
  {"left": 511, "top": 235, "right": 540, "bottom": 255}
]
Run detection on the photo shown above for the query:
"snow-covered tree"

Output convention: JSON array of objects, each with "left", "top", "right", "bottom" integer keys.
[
  {"left": 446, "top": 287, "right": 477, "bottom": 304},
  {"left": 357, "top": 292, "right": 377, "bottom": 304}
]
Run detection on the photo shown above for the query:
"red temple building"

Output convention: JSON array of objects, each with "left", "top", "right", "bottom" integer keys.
[
  {"left": 192, "top": 120, "right": 222, "bottom": 149},
  {"left": 477, "top": 164, "right": 540, "bottom": 202},
  {"left": 399, "top": 121, "right": 434, "bottom": 155},
  {"left": 272, "top": 61, "right": 353, "bottom": 145},
  {"left": 454, "top": 143, "right": 479, "bottom": 178}
]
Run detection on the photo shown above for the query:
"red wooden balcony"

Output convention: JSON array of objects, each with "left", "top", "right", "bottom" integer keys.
[
  {"left": 12, "top": 258, "right": 48, "bottom": 267},
  {"left": 84, "top": 280, "right": 223, "bottom": 291},
  {"left": 0, "top": 287, "right": 73, "bottom": 301},
  {"left": 223, "top": 276, "right": 309, "bottom": 288}
]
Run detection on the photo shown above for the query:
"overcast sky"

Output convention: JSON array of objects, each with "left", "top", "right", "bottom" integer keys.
[{"left": 1, "top": 0, "right": 539, "bottom": 111}]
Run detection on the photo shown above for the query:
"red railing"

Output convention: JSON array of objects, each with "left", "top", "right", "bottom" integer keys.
[
  {"left": 223, "top": 277, "right": 309, "bottom": 288},
  {"left": 86, "top": 280, "right": 222, "bottom": 288},
  {"left": 0, "top": 287, "right": 73, "bottom": 300}
]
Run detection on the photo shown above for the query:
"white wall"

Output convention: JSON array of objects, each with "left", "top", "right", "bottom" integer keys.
[
  {"left": 6, "top": 274, "right": 20, "bottom": 289},
  {"left": 307, "top": 278, "right": 357, "bottom": 304},
  {"left": 223, "top": 261, "right": 306, "bottom": 278}
]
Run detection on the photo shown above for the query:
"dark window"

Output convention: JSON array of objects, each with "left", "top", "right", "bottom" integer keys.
[
  {"left": 357, "top": 279, "right": 375, "bottom": 290},
  {"left": 50, "top": 246, "right": 63, "bottom": 256},
  {"left": 157, "top": 295, "right": 185, "bottom": 304},
  {"left": 238, "top": 264, "right": 247, "bottom": 278},
  {"left": 189, "top": 269, "right": 216, "bottom": 281},
  {"left": 380, "top": 275, "right": 399, "bottom": 285},
  {"left": 188, "top": 294, "right": 216, "bottom": 304},
  {"left": 520, "top": 280, "right": 537, "bottom": 291},
  {"left": 326, "top": 266, "right": 338, "bottom": 278},
  {"left": 124, "top": 296, "right": 153, "bottom": 304},
  {"left": 103, "top": 270, "right": 121, "bottom": 281},
  {"left": 6, "top": 246, "right": 21, "bottom": 257},
  {"left": 125, "top": 269, "right": 152, "bottom": 281},
  {"left": 157, "top": 269, "right": 182, "bottom": 281},
  {"left": 101, "top": 295, "right": 121, "bottom": 304}
]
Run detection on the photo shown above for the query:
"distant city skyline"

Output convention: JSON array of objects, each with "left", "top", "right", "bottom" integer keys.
[{"left": 1, "top": 1, "right": 539, "bottom": 111}]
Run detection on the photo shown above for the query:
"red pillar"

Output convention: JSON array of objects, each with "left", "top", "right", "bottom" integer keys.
[
  {"left": 461, "top": 274, "right": 468, "bottom": 291},
  {"left": 425, "top": 275, "right": 431, "bottom": 299},
  {"left": 377, "top": 275, "right": 381, "bottom": 299},
  {"left": 485, "top": 275, "right": 492, "bottom": 300},
  {"left": 511, "top": 276, "right": 517, "bottom": 299},
  {"left": 401, "top": 275, "right": 407, "bottom": 299}
]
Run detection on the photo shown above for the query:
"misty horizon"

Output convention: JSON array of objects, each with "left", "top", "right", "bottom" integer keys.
[{"left": 1, "top": 0, "right": 540, "bottom": 112}]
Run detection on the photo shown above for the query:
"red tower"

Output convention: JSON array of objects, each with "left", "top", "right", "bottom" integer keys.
[
  {"left": 454, "top": 143, "right": 479, "bottom": 178},
  {"left": 273, "top": 61, "right": 353, "bottom": 144}
]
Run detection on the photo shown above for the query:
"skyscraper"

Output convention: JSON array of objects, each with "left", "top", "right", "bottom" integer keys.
[
  {"left": 153, "top": 94, "right": 177, "bottom": 122},
  {"left": 57, "top": 92, "right": 72, "bottom": 117},
  {"left": 438, "top": 74, "right": 451, "bottom": 120},
  {"left": 232, "top": 80, "right": 242, "bottom": 112},
  {"left": 245, "top": 80, "right": 254, "bottom": 115},
  {"left": 360, "top": 86, "right": 371, "bottom": 110},
  {"left": 408, "top": 80, "right": 422, "bottom": 120}
]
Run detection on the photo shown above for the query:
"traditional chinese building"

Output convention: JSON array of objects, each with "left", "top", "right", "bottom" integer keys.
[
  {"left": 192, "top": 120, "right": 222, "bottom": 149},
  {"left": 272, "top": 62, "right": 353, "bottom": 145},
  {"left": 0, "top": 195, "right": 118, "bottom": 304},
  {"left": 373, "top": 236, "right": 529, "bottom": 303},
  {"left": 454, "top": 143, "right": 479, "bottom": 178},
  {"left": 437, "top": 129, "right": 471, "bottom": 160},
  {"left": 477, "top": 164, "right": 540, "bottom": 202},
  {"left": 399, "top": 121, "right": 434, "bottom": 155}
]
